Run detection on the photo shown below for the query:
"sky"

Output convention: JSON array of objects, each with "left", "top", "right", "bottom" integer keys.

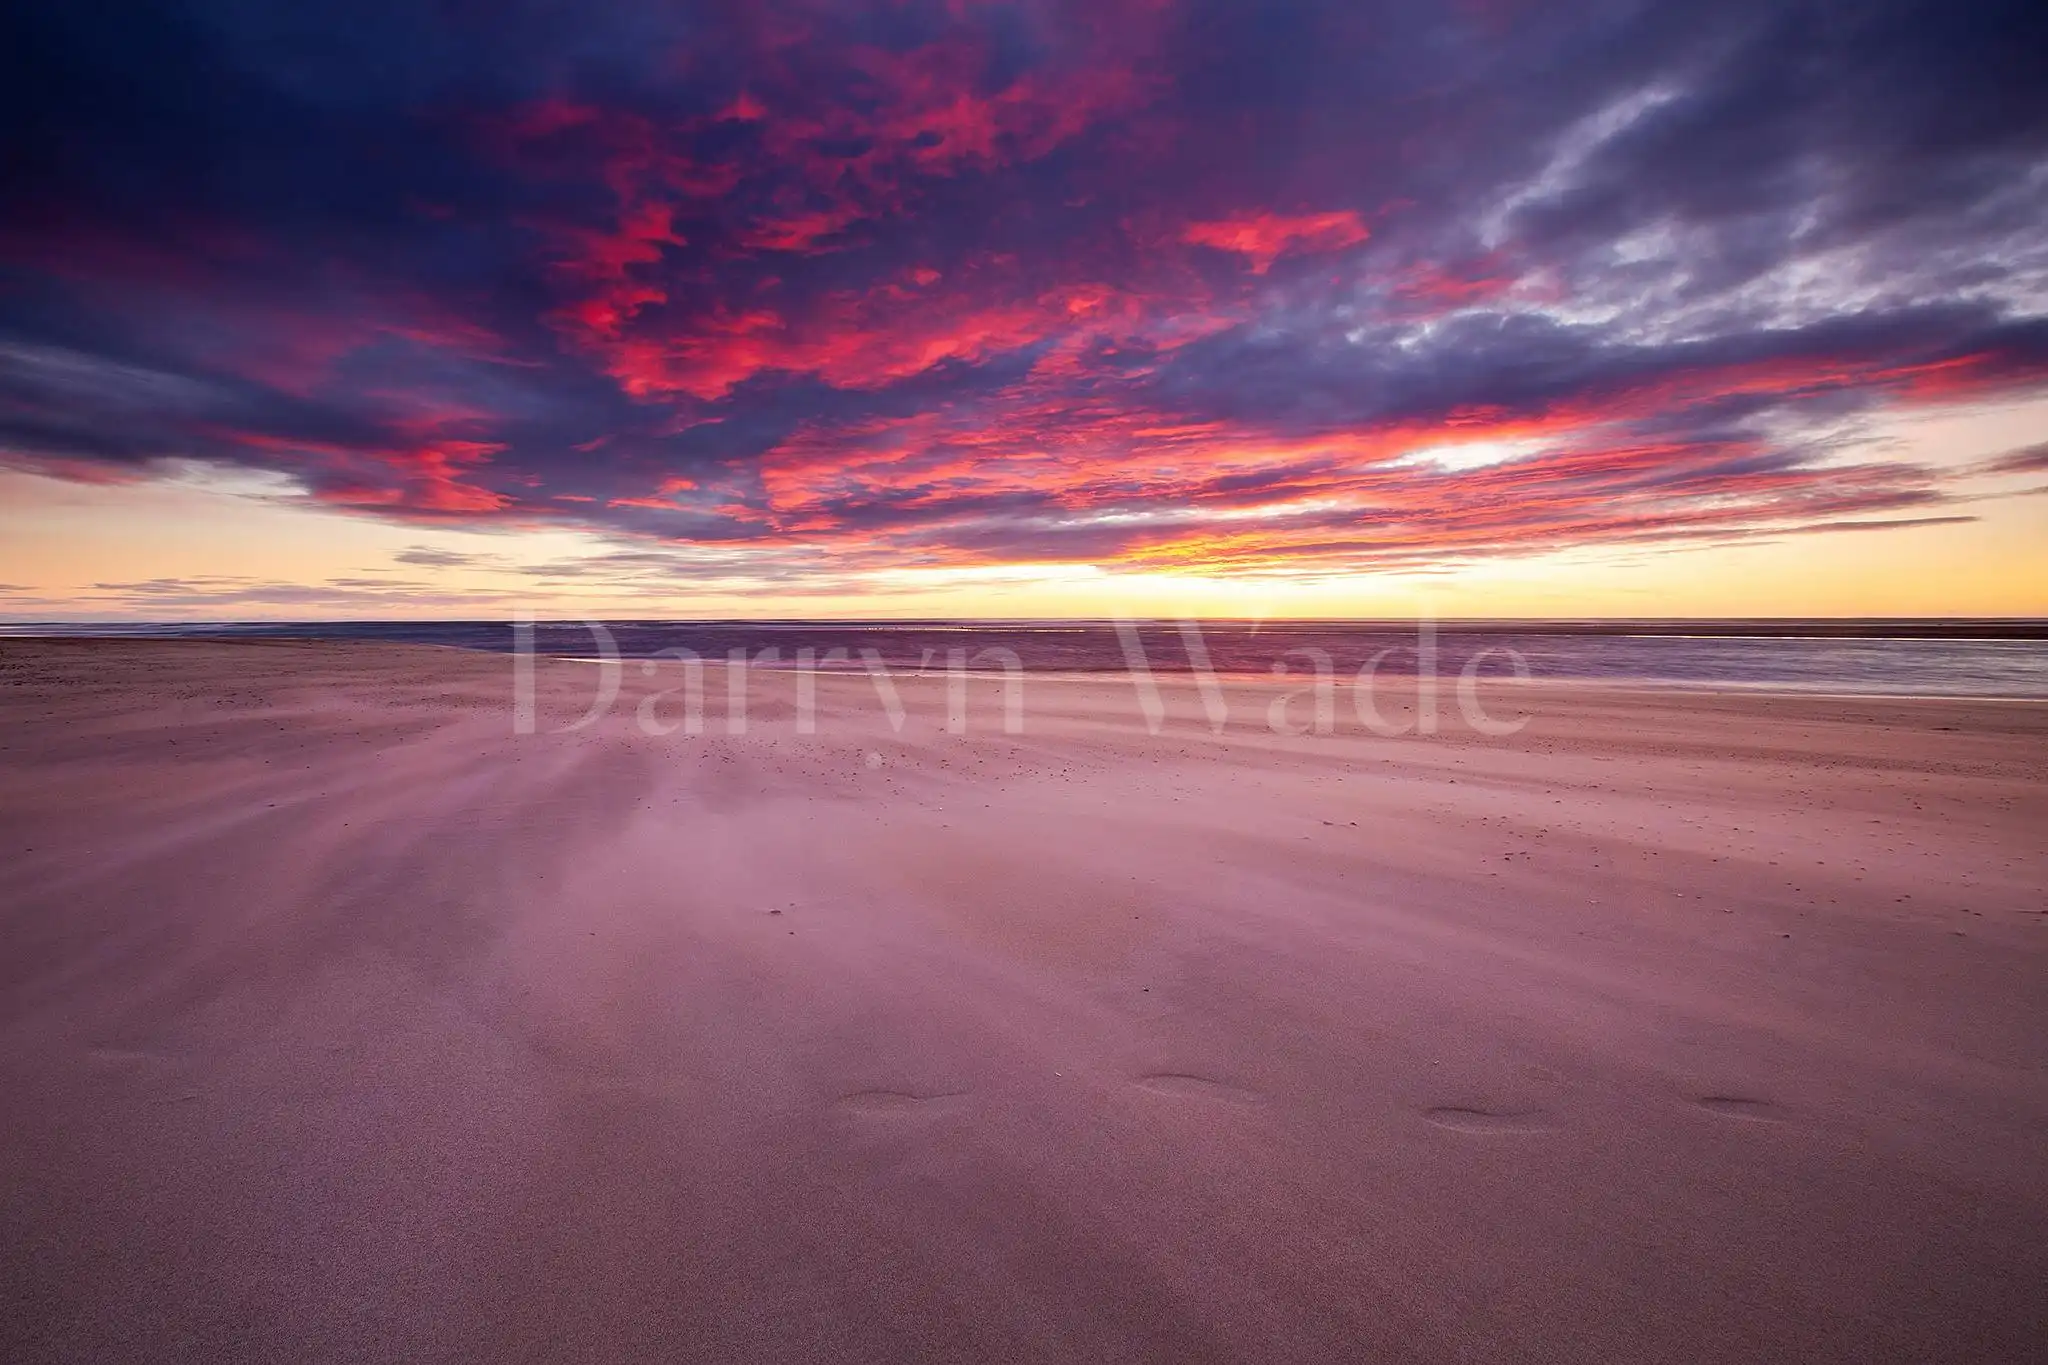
[{"left": 2, "top": 0, "right": 2046, "bottom": 620}]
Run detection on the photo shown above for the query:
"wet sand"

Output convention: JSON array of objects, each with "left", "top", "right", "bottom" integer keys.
[{"left": 1, "top": 640, "right": 2044, "bottom": 1363}]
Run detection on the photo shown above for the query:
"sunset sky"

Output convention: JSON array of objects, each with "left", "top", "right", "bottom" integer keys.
[{"left": 3, "top": 0, "right": 2046, "bottom": 619}]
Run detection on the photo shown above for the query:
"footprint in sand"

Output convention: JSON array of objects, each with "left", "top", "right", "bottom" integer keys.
[
  {"left": 1422, "top": 1105, "right": 1557, "bottom": 1135},
  {"left": 1133, "top": 1072, "right": 1263, "bottom": 1105},
  {"left": 832, "top": 1089, "right": 967, "bottom": 1118},
  {"left": 1693, "top": 1095, "right": 1787, "bottom": 1122}
]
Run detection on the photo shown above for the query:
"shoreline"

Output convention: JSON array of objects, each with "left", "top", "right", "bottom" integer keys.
[
  {"left": 10, "top": 635, "right": 2048, "bottom": 709},
  {"left": 7, "top": 623, "right": 2048, "bottom": 703},
  {"left": 7, "top": 615, "right": 2048, "bottom": 639}
]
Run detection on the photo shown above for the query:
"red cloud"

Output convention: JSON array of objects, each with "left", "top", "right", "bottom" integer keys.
[
  {"left": 547, "top": 201, "right": 686, "bottom": 339},
  {"left": 1389, "top": 257, "right": 1519, "bottom": 312},
  {"left": 586, "top": 273, "right": 1184, "bottom": 400},
  {"left": 210, "top": 428, "right": 511, "bottom": 518},
  {"left": 506, "top": 5, "right": 1172, "bottom": 375},
  {"left": 357, "top": 443, "right": 512, "bottom": 513},
  {"left": 608, "top": 473, "right": 701, "bottom": 509},
  {"left": 1182, "top": 211, "right": 1371, "bottom": 273},
  {"left": 13, "top": 0, "right": 2046, "bottom": 587},
  {"left": 719, "top": 343, "right": 2025, "bottom": 570}
]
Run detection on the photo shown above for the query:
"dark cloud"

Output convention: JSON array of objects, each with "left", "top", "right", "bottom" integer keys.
[
  {"left": 1979, "top": 442, "right": 2048, "bottom": 476},
  {"left": 392, "top": 546, "right": 485, "bottom": 568},
  {"left": 75, "top": 575, "right": 518, "bottom": 613},
  {"left": 2, "top": 0, "right": 2044, "bottom": 575}
]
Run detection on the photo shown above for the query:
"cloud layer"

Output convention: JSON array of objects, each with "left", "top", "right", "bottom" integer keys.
[{"left": 4, "top": 0, "right": 2046, "bottom": 583}]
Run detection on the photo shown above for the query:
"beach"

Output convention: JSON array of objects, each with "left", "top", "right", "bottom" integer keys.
[{"left": 2, "top": 638, "right": 2044, "bottom": 1362}]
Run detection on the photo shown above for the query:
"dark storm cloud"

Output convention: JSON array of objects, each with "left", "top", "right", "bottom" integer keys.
[{"left": 2, "top": 0, "right": 2045, "bottom": 572}]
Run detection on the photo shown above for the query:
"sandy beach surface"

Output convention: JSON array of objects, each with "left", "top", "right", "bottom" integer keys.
[{"left": 2, "top": 639, "right": 2044, "bottom": 1364}]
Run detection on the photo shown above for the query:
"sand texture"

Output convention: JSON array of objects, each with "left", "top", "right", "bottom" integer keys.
[{"left": 2, "top": 640, "right": 2044, "bottom": 1363}]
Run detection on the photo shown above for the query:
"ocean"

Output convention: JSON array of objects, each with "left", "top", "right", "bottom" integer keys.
[{"left": 5, "top": 619, "right": 2048, "bottom": 698}]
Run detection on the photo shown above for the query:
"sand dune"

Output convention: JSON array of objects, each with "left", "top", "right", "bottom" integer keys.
[{"left": 2, "top": 640, "right": 2044, "bottom": 1362}]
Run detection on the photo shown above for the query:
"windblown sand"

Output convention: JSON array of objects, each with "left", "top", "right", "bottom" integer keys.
[{"left": 2, "top": 640, "right": 2044, "bottom": 1363}]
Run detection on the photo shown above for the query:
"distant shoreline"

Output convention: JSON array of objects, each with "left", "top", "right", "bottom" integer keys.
[
  {"left": 5, "top": 616, "right": 2048, "bottom": 640},
  {"left": 7, "top": 629, "right": 2048, "bottom": 700}
]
